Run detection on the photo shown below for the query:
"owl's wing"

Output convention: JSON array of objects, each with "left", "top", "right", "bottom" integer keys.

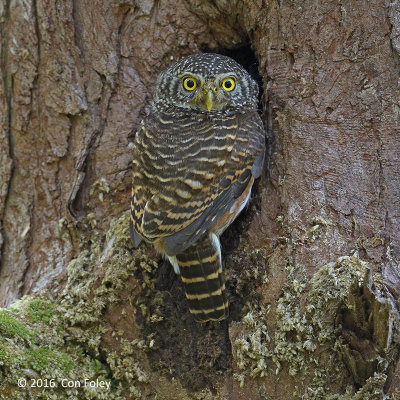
[
  {"left": 142, "top": 125, "right": 265, "bottom": 255},
  {"left": 163, "top": 134, "right": 267, "bottom": 255},
  {"left": 163, "top": 165, "right": 254, "bottom": 255}
]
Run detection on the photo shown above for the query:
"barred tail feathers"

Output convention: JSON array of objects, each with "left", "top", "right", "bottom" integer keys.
[{"left": 176, "top": 233, "right": 228, "bottom": 322}]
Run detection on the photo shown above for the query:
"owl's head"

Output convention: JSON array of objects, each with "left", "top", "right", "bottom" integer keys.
[{"left": 153, "top": 53, "right": 259, "bottom": 114}]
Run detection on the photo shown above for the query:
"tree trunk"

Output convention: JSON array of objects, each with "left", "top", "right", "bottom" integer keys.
[{"left": 0, "top": 0, "right": 399, "bottom": 399}]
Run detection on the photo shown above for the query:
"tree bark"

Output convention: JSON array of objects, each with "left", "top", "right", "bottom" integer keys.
[{"left": 0, "top": 0, "right": 399, "bottom": 399}]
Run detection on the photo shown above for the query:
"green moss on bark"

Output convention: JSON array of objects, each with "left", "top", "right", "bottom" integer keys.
[
  {"left": 0, "top": 211, "right": 396, "bottom": 400},
  {"left": 0, "top": 211, "right": 156, "bottom": 399},
  {"left": 232, "top": 254, "right": 394, "bottom": 399}
]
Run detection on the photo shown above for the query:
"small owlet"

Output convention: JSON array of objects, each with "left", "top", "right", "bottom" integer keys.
[{"left": 130, "top": 53, "right": 265, "bottom": 322}]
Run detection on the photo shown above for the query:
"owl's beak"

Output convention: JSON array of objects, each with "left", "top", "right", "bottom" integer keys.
[{"left": 205, "top": 91, "right": 214, "bottom": 112}]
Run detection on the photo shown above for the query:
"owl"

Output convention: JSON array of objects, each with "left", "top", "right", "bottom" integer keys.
[{"left": 130, "top": 53, "right": 265, "bottom": 322}]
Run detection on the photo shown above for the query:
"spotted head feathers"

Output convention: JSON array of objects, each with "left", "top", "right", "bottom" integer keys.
[{"left": 153, "top": 53, "right": 259, "bottom": 115}]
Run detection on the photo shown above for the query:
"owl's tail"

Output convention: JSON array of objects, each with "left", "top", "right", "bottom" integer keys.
[{"left": 175, "top": 233, "right": 228, "bottom": 322}]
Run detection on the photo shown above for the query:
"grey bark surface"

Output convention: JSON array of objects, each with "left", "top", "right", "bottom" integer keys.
[{"left": 0, "top": 0, "right": 399, "bottom": 399}]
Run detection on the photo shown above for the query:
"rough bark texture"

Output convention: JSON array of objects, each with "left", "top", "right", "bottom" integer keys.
[{"left": 0, "top": 0, "right": 399, "bottom": 399}]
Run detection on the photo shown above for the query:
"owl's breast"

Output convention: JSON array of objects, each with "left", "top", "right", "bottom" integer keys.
[
  {"left": 135, "top": 112, "right": 239, "bottom": 182},
  {"left": 131, "top": 109, "right": 264, "bottom": 240}
]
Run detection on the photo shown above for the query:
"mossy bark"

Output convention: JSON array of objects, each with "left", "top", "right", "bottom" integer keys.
[{"left": 0, "top": 1, "right": 399, "bottom": 399}]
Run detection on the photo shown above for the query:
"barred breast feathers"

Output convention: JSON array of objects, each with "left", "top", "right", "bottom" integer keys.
[{"left": 130, "top": 109, "right": 265, "bottom": 254}]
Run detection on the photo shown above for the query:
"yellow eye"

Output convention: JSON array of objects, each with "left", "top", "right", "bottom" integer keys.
[
  {"left": 221, "top": 78, "right": 235, "bottom": 91},
  {"left": 183, "top": 77, "right": 197, "bottom": 91}
]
